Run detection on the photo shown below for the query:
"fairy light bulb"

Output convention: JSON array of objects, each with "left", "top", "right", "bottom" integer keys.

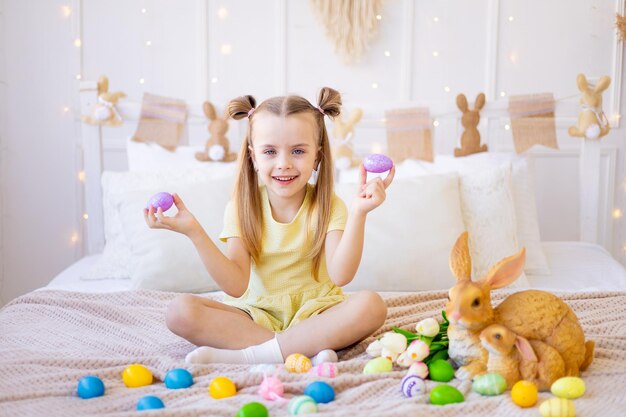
[
  {"left": 62, "top": 6, "right": 72, "bottom": 17},
  {"left": 376, "top": 15, "right": 382, "bottom": 20},
  {"left": 433, "top": 120, "right": 440, "bottom": 127},
  {"left": 75, "top": 74, "right": 82, "bottom": 80},
  {"left": 444, "top": 86, "right": 451, "bottom": 93},
  {"left": 63, "top": 106, "right": 70, "bottom": 113},
  {"left": 371, "top": 82, "right": 379, "bottom": 89},
  {"left": 221, "top": 44, "right": 232, "bottom": 55},
  {"left": 211, "top": 77, "right": 218, "bottom": 83},
  {"left": 433, "top": 17, "right": 439, "bottom": 22},
  {"left": 73, "top": 38, "right": 82, "bottom": 48},
  {"left": 508, "top": 16, "right": 514, "bottom": 22},
  {"left": 70, "top": 232, "right": 79, "bottom": 244},
  {"left": 504, "top": 124, "right": 511, "bottom": 130},
  {"left": 384, "top": 51, "right": 391, "bottom": 57},
  {"left": 371, "top": 143, "right": 383, "bottom": 153},
  {"left": 139, "top": 78, "right": 145, "bottom": 84},
  {"left": 83, "top": 213, "right": 89, "bottom": 220},
  {"left": 217, "top": 7, "right": 229, "bottom": 19},
  {"left": 432, "top": 51, "right": 439, "bottom": 57},
  {"left": 500, "top": 91, "right": 507, "bottom": 97},
  {"left": 145, "top": 40, "right": 152, "bottom": 46},
  {"left": 141, "top": 8, "right": 147, "bottom": 14},
  {"left": 613, "top": 209, "right": 622, "bottom": 219}
]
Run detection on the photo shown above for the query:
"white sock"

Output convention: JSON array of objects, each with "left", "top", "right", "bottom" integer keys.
[
  {"left": 310, "top": 349, "right": 338, "bottom": 366},
  {"left": 185, "top": 336, "right": 284, "bottom": 365}
]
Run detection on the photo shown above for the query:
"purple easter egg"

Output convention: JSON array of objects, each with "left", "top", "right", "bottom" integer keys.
[
  {"left": 147, "top": 192, "right": 174, "bottom": 212},
  {"left": 401, "top": 374, "right": 426, "bottom": 398},
  {"left": 363, "top": 154, "right": 393, "bottom": 173}
]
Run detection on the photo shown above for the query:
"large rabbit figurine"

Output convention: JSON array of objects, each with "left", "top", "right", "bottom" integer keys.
[
  {"left": 332, "top": 108, "right": 363, "bottom": 170},
  {"left": 195, "top": 101, "right": 237, "bottom": 162},
  {"left": 446, "top": 232, "right": 594, "bottom": 380},
  {"left": 480, "top": 324, "right": 566, "bottom": 391},
  {"left": 568, "top": 74, "right": 611, "bottom": 140},
  {"left": 454, "top": 93, "right": 488, "bottom": 157}
]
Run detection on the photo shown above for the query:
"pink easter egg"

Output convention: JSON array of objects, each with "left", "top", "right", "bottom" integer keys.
[
  {"left": 363, "top": 154, "right": 393, "bottom": 173},
  {"left": 308, "top": 362, "right": 339, "bottom": 378},
  {"left": 147, "top": 192, "right": 174, "bottom": 212}
]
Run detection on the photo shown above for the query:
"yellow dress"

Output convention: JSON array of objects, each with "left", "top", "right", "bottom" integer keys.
[{"left": 219, "top": 185, "right": 348, "bottom": 332}]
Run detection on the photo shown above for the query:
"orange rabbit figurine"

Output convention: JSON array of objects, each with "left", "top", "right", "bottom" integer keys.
[{"left": 445, "top": 232, "right": 594, "bottom": 380}]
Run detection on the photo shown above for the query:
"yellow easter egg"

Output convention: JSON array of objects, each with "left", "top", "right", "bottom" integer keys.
[
  {"left": 209, "top": 376, "right": 237, "bottom": 399},
  {"left": 539, "top": 398, "right": 576, "bottom": 417},
  {"left": 122, "top": 364, "right": 153, "bottom": 388},
  {"left": 363, "top": 357, "right": 393, "bottom": 374},
  {"left": 511, "top": 380, "right": 538, "bottom": 408},
  {"left": 551, "top": 376, "right": 585, "bottom": 399},
  {"left": 285, "top": 353, "right": 312, "bottom": 373}
]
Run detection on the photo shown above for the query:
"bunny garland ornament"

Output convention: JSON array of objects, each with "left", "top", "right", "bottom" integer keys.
[
  {"left": 81, "top": 76, "right": 126, "bottom": 127},
  {"left": 446, "top": 232, "right": 594, "bottom": 381},
  {"left": 331, "top": 108, "right": 363, "bottom": 170},
  {"left": 454, "top": 93, "right": 488, "bottom": 157},
  {"left": 195, "top": 101, "right": 237, "bottom": 162},
  {"left": 568, "top": 74, "right": 611, "bottom": 140}
]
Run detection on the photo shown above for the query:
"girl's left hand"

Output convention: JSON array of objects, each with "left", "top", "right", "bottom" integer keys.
[{"left": 353, "top": 163, "right": 395, "bottom": 215}]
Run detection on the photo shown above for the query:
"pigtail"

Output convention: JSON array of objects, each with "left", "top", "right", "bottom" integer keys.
[
  {"left": 317, "top": 87, "right": 342, "bottom": 119},
  {"left": 228, "top": 95, "right": 257, "bottom": 120}
]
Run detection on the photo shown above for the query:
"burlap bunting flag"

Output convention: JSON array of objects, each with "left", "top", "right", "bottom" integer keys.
[
  {"left": 385, "top": 108, "right": 433, "bottom": 162},
  {"left": 132, "top": 93, "right": 188, "bottom": 151},
  {"left": 508, "top": 93, "right": 559, "bottom": 154}
]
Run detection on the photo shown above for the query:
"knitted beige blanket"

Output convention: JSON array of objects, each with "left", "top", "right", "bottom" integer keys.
[{"left": 0, "top": 289, "right": 624, "bottom": 416}]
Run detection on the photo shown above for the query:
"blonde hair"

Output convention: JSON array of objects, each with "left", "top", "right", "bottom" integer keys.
[{"left": 227, "top": 87, "right": 342, "bottom": 279}]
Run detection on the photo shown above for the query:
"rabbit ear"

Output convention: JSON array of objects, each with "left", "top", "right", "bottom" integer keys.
[
  {"left": 449, "top": 232, "right": 472, "bottom": 281},
  {"left": 97, "top": 76, "right": 109, "bottom": 95},
  {"left": 576, "top": 74, "right": 589, "bottom": 93},
  {"left": 203, "top": 101, "right": 216, "bottom": 120},
  {"left": 347, "top": 108, "right": 364, "bottom": 126},
  {"left": 482, "top": 247, "right": 526, "bottom": 289},
  {"left": 474, "top": 93, "right": 486, "bottom": 111},
  {"left": 594, "top": 76, "right": 611, "bottom": 94},
  {"left": 514, "top": 335, "right": 538, "bottom": 362},
  {"left": 456, "top": 94, "right": 469, "bottom": 112}
]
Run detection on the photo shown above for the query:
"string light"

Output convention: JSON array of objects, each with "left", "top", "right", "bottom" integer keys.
[
  {"left": 509, "top": 53, "right": 518, "bottom": 64},
  {"left": 139, "top": 78, "right": 145, "bottom": 84},
  {"left": 141, "top": 8, "right": 147, "bottom": 14},
  {"left": 500, "top": 91, "right": 507, "bottom": 97},
  {"left": 217, "top": 7, "right": 229, "bottom": 19},
  {"left": 78, "top": 171, "right": 86, "bottom": 182},
  {"left": 433, "top": 17, "right": 439, "bottom": 23},
  {"left": 70, "top": 232, "right": 80, "bottom": 244},
  {"left": 432, "top": 51, "right": 439, "bottom": 57},
  {"left": 504, "top": 124, "right": 511, "bottom": 130},
  {"left": 145, "top": 40, "right": 152, "bottom": 47},
  {"left": 384, "top": 51, "right": 391, "bottom": 57},
  {"left": 211, "top": 77, "right": 218, "bottom": 83},
  {"left": 73, "top": 38, "right": 82, "bottom": 48},
  {"left": 75, "top": 74, "right": 82, "bottom": 80},
  {"left": 376, "top": 15, "right": 382, "bottom": 20},
  {"left": 62, "top": 5, "right": 72, "bottom": 17},
  {"left": 83, "top": 213, "right": 89, "bottom": 220},
  {"left": 443, "top": 86, "right": 451, "bottom": 93},
  {"left": 371, "top": 82, "right": 379, "bottom": 89},
  {"left": 433, "top": 120, "right": 440, "bottom": 127},
  {"left": 613, "top": 209, "right": 623, "bottom": 219},
  {"left": 508, "top": 16, "right": 514, "bottom": 22},
  {"left": 63, "top": 106, "right": 70, "bottom": 113},
  {"left": 221, "top": 44, "right": 232, "bottom": 55}
]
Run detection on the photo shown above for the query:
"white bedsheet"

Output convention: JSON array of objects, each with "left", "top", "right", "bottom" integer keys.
[{"left": 45, "top": 242, "right": 626, "bottom": 293}]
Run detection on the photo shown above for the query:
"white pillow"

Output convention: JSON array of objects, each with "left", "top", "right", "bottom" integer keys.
[
  {"left": 335, "top": 174, "right": 466, "bottom": 291},
  {"left": 458, "top": 163, "right": 529, "bottom": 287},
  {"left": 82, "top": 167, "right": 237, "bottom": 281},
  {"left": 110, "top": 178, "right": 233, "bottom": 292}
]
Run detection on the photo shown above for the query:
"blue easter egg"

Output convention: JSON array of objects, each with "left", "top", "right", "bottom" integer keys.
[
  {"left": 164, "top": 368, "right": 194, "bottom": 389},
  {"left": 77, "top": 375, "right": 105, "bottom": 399},
  {"left": 304, "top": 381, "right": 335, "bottom": 404},
  {"left": 136, "top": 395, "right": 165, "bottom": 411}
]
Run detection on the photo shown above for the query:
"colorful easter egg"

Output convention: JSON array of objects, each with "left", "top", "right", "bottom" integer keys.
[
  {"left": 136, "top": 395, "right": 165, "bottom": 411},
  {"left": 304, "top": 381, "right": 335, "bottom": 404},
  {"left": 428, "top": 359, "right": 455, "bottom": 382},
  {"left": 511, "top": 380, "right": 538, "bottom": 408},
  {"left": 285, "top": 353, "right": 312, "bottom": 373},
  {"left": 430, "top": 384, "right": 464, "bottom": 405},
  {"left": 363, "top": 357, "right": 393, "bottom": 374},
  {"left": 122, "top": 364, "right": 153, "bottom": 388},
  {"left": 288, "top": 395, "right": 318, "bottom": 415},
  {"left": 472, "top": 373, "right": 507, "bottom": 396},
  {"left": 309, "top": 362, "right": 339, "bottom": 378},
  {"left": 237, "top": 402, "right": 269, "bottom": 417},
  {"left": 77, "top": 375, "right": 105, "bottom": 399},
  {"left": 401, "top": 374, "right": 426, "bottom": 398},
  {"left": 146, "top": 192, "right": 174, "bottom": 212},
  {"left": 550, "top": 376, "right": 585, "bottom": 399},
  {"left": 363, "top": 154, "right": 394, "bottom": 173},
  {"left": 407, "top": 362, "right": 429, "bottom": 379},
  {"left": 209, "top": 376, "right": 237, "bottom": 399},
  {"left": 539, "top": 398, "right": 576, "bottom": 417},
  {"left": 164, "top": 368, "right": 193, "bottom": 389}
]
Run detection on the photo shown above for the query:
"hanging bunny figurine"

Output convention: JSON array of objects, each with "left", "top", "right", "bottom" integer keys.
[
  {"left": 332, "top": 108, "right": 364, "bottom": 170},
  {"left": 568, "top": 73, "right": 611, "bottom": 140}
]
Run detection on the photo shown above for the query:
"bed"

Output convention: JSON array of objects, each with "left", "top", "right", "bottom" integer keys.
[{"left": 2, "top": 82, "right": 626, "bottom": 416}]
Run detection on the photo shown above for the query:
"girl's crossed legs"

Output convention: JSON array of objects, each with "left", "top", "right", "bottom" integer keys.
[{"left": 166, "top": 291, "right": 387, "bottom": 364}]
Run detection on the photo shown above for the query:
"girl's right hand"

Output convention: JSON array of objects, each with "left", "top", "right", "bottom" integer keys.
[{"left": 143, "top": 193, "right": 201, "bottom": 237}]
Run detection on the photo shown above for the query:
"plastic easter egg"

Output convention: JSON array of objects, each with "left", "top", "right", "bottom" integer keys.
[
  {"left": 122, "top": 364, "right": 153, "bottom": 388},
  {"left": 472, "top": 373, "right": 507, "bottom": 396},
  {"left": 209, "top": 376, "right": 237, "bottom": 399},
  {"left": 258, "top": 374, "right": 284, "bottom": 401},
  {"left": 309, "top": 362, "right": 339, "bottom": 378},
  {"left": 511, "top": 380, "right": 538, "bottom": 407},
  {"left": 550, "top": 376, "right": 585, "bottom": 399},
  {"left": 539, "top": 397, "right": 576, "bottom": 417},
  {"left": 363, "top": 357, "right": 393, "bottom": 374},
  {"left": 430, "top": 384, "right": 464, "bottom": 405},
  {"left": 285, "top": 353, "right": 312, "bottom": 373},
  {"left": 288, "top": 395, "right": 318, "bottom": 415},
  {"left": 400, "top": 374, "right": 426, "bottom": 398},
  {"left": 407, "top": 362, "right": 429, "bottom": 379},
  {"left": 363, "top": 154, "right": 393, "bottom": 173},
  {"left": 237, "top": 402, "right": 269, "bottom": 417},
  {"left": 304, "top": 381, "right": 335, "bottom": 404},
  {"left": 164, "top": 368, "right": 193, "bottom": 389},
  {"left": 77, "top": 375, "right": 105, "bottom": 399},
  {"left": 428, "top": 359, "right": 455, "bottom": 382},
  {"left": 136, "top": 395, "right": 165, "bottom": 411},
  {"left": 147, "top": 192, "right": 174, "bottom": 212}
]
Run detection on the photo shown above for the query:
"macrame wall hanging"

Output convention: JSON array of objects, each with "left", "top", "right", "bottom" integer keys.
[{"left": 309, "top": 0, "right": 384, "bottom": 63}]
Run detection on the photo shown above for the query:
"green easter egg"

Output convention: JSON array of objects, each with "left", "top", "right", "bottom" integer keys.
[
  {"left": 550, "top": 376, "right": 585, "bottom": 399},
  {"left": 363, "top": 357, "right": 393, "bottom": 374},
  {"left": 430, "top": 384, "right": 465, "bottom": 405},
  {"left": 472, "top": 373, "right": 507, "bottom": 396},
  {"left": 237, "top": 402, "right": 269, "bottom": 417},
  {"left": 428, "top": 359, "right": 455, "bottom": 382}
]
